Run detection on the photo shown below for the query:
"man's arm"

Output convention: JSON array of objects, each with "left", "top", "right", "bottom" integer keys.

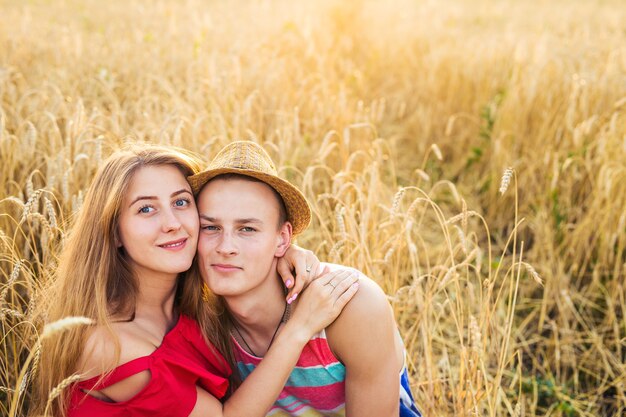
[{"left": 326, "top": 269, "right": 403, "bottom": 417}]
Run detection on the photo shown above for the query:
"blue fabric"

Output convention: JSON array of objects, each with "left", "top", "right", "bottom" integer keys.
[{"left": 400, "top": 366, "right": 423, "bottom": 417}]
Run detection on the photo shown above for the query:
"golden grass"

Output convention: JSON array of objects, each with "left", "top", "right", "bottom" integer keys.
[{"left": 1, "top": 0, "right": 625, "bottom": 415}]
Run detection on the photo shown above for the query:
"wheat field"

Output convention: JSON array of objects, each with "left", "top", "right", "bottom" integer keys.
[{"left": 1, "top": 0, "right": 625, "bottom": 416}]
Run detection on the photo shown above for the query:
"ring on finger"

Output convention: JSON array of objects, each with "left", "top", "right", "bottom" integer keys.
[
  {"left": 327, "top": 281, "right": 336, "bottom": 289},
  {"left": 305, "top": 265, "right": 312, "bottom": 273}
]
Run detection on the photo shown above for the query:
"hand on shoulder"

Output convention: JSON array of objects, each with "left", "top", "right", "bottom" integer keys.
[
  {"left": 321, "top": 263, "right": 392, "bottom": 323},
  {"left": 287, "top": 267, "right": 360, "bottom": 341}
]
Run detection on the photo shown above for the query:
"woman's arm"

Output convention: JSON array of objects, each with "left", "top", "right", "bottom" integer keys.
[{"left": 189, "top": 269, "right": 360, "bottom": 417}]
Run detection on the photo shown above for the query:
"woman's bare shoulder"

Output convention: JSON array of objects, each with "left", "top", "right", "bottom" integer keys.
[{"left": 77, "top": 321, "right": 156, "bottom": 379}]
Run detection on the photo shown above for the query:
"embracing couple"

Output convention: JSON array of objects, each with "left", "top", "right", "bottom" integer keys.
[{"left": 33, "top": 141, "right": 423, "bottom": 417}]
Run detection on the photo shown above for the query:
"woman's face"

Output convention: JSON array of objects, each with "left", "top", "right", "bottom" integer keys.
[{"left": 117, "top": 164, "right": 199, "bottom": 280}]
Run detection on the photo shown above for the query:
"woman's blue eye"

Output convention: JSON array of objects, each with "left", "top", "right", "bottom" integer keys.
[
  {"left": 139, "top": 206, "right": 154, "bottom": 214},
  {"left": 174, "top": 198, "right": 190, "bottom": 207}
]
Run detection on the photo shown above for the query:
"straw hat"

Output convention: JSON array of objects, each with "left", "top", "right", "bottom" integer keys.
[{"left": 189, "top": 141, "right": 311, "bottom": 235}]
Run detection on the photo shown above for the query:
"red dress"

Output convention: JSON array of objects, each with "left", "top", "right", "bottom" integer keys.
[{"left": 68, "top": 315, "right": 230, "bottom": 417}]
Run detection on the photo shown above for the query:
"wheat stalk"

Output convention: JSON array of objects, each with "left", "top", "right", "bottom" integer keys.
[
  {"left": 44, "top": 198, "right": 57, "bottom": 229},
  {"left": 44, "top": 374, "right": 83, "bottom": 416},
  {"left": 21, "top": 189, "right": 43, "bottom": 222},
  {"left": 521, "top": 262, "right": 543, "bottom": 286},
  {"left": 41, "top": 316, "right": 95, "bottom": 340},
  {"left": 0, "top": 260, "right": 23, "bottom": 304},
  {"left": 499, "top": 167, "right": 514, "bottom": 195},
  {"left": 446, "top": 211, "right": 480, "bottom": 225}
]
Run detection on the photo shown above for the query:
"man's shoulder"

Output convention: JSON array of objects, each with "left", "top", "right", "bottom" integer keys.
[
  {"left": 319, "top": 265, "right": 405, "bottom": 417},
  {"left": 323, "top": 263, "right": 395, "bottom": 354}
]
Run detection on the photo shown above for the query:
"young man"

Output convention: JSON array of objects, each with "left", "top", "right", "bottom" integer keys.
[{"left": 189, "top": 141, "right": 422, "bottom": 417}]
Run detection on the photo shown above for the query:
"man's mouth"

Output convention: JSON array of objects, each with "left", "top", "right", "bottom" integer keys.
[{"left": 211, "top": 263, "right": 243, "bottom": 272}]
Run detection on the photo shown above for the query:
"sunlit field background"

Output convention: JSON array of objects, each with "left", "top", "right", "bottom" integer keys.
[{"left": 1, "top": 0, "right": 625, "bottom": 416}]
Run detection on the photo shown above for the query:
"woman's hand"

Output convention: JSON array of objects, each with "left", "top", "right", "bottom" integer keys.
[
  {"left": 277, "top": 244, "right": 322, "bottom": 304},
  {"left": 287, "top": 268, "right": 360, "bottom": 338}
]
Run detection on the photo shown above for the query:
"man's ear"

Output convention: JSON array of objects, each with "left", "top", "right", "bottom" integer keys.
[{"left": 275, "top": 222, "right": 293, "bottom": 257}]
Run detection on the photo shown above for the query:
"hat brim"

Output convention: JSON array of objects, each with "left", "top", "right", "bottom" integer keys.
[{"left": 189, "top": 168, "right": 311, "bottom": 235}]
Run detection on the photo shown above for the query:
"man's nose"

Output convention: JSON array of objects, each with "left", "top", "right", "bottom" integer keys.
[{"left": 216, "top": 231, "right": 238, "bottom": 255}]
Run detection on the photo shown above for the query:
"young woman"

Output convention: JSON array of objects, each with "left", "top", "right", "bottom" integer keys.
[{"left": 32, "top": 144, "right": 358, "bottom": 416}]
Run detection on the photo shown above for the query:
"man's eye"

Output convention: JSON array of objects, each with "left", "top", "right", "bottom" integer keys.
[
  {"left": 202, "top": 225, "right": 219, "bottom": 231},
  {"left": 241, "top": 227, "right": 256, "bottom": 232}
]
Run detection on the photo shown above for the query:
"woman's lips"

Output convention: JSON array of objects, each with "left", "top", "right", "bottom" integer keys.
[{"left": 158, "top": 238, "right": 188, "bottom": 251}]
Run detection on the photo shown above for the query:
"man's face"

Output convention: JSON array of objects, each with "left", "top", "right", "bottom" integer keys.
[{"left": 196, "top": 177, "right": 291, "bottom": 298}]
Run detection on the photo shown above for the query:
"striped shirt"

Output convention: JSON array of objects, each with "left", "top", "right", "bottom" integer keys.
[{"left": 232, "top": 330, "right": 422, "bottom": 416}]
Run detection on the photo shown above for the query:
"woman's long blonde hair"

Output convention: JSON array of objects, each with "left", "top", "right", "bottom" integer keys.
[{"left": 32, "top": 144, "right": 208, "bottom": 416}]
